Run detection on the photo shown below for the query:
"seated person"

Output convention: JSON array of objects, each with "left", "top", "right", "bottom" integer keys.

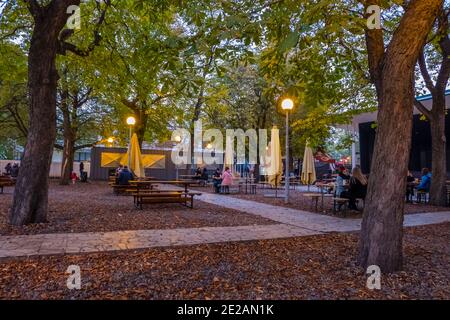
[
  {"left": 341, "top": 167, "right": 368, "bottom": 211},
  {"left": 115, "top": 164, "right": 124, "bottom": 184},
  {"left": 221, "top": 167, "right": 233, "bottom": 194},
  {"left": 212, "top": 168, "right": 222, "bottom": 193},
  {"left": 193, "top": 167, "right": 202, "bottom": 180},
  {"left": 118, "top": 166, "right": 134, "bottom": 185},
  {"left": 335, "top": 166, "right": 350, "bottom": 197},
  {"left": 406, "top": 170, "right": 415, "bottom": 202},
  {"left": 417, "top": 168, "right": 432, "bottom": 192},
  {"left": 201, "top": 167, "right": 209, "bottom": 181}
]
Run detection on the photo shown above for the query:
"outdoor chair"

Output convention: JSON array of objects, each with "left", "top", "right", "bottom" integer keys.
[
  {"left": 333, "top": 197, "right": 349, "bottom": 216},
  {"left": 416, "top": 190, "right": 429, "bottom": 204},
  {"left": 303, "top": 193, "right": 321, "bottom": 212}
]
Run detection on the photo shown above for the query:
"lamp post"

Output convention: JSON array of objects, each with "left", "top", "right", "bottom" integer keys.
[
  {"left": 126, "top": 116, "right": 136, "bottom": 168},
  {"left": 174, "top": 135, "right": 181, "bottom": 180},
  {"left": 281, "top": 98, "right": 294, "bottom": 204}
]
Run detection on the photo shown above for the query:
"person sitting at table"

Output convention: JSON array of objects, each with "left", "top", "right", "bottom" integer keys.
[
  {"left": 201, "top": 167, "right": 208, "bottom": 180},
  {"left": 212, "top": 168, "right": 222, "bottom": 193},
  {"left": 341, "top": 167, "right": 368, "bottom": 211},
  {"left": 221, "top": 167, "right": 233, "bottom": 194},
  {"left": 417, "top": 168, "right": 432, "bottom": 192},
  {"left": 115, "top": 164, "right": 124, "bottom": 184},
  {"left": 118, "top": 166, "right": 134, "bottom": 185},
  {"left": 335, "top": 166, "right": 350, "bottom": 197},
  {"left": 193, "top": 167, "right": 202, "bottom": 180},
  {"left": 406, "top": 170, "right": 415, "bottom": 202}
]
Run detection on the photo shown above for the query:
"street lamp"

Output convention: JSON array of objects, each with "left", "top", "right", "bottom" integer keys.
[
  {"left": 126, "top": 116, "right": 136, "bottom": 167},
  {"left": 281, "top": 98, "right": 294, "bottom": 204},
  {"left": 107, "top": 137, "right": 114, "bottom": 147}
]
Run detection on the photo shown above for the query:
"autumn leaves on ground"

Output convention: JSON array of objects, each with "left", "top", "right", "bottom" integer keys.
[{"left": 0, "top": 182, "right": 449, "bottom": 300}]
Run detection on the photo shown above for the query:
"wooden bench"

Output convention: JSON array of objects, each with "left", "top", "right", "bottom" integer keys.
[
  {"left": 132, "top": 191, "right": 202, "bottom": 209},
  {"left": 112, "top": 184, "right": 138, "bottom": 195},
  {"left": 130, "top": 189, "right": 184, "bottom": 206}
]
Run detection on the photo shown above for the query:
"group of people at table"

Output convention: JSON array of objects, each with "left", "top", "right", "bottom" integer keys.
[
  {"left": 333, "top": 166, "right": 432, "bottom": 210},
  {"left": 114, "top": 164, "right": 235, "bottom": 194},
  {"left": 113, "top": 162, "right": 433, "bottom": 206}
]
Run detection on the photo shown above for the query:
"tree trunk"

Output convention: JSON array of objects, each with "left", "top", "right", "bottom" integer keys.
[
  {"left": 60, "top": 135, "right": 75, "bottom": 185},
  {"left": 10, "top": 1, "right": 79, "bottom": 225},
  {"left": 135, "top": 109, "right": 148, "bottom": 148},
  {"left": 429, "top": 96, "right": 447, "bottom": 206},
  {"left": 358, "top": 0, "right": 442, "bottom": 272}
]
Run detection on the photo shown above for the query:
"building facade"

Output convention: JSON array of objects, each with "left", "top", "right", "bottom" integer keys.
[{"left": 349, "top": 90, "right": 450, "bottom": 175}]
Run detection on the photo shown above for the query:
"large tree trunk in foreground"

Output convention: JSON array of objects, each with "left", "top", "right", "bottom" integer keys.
[
  {"left": 429, "top": 97, "right": 447, "bottom": 206},
  {"left": 358, "top": 0, "right": 442, "bottom": 272},
  {"left": 10, "top": 1, "right": 80, "bottom": 225}
]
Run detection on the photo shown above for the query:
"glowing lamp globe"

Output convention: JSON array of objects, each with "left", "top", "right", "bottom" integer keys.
[
  {"left": 281, "top": 98, "right": 294, "bottom": 110},
  {"left": 126, "top": 116, "right": 136, "bottom": 126}
]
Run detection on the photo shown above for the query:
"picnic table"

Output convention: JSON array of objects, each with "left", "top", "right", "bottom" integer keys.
[
  {"left": 132, "top": 180, "right": 201, "bottom": 193},
  {"left": 132, "top": 190, "right": 202, "bottom": 209},
  {"left": 314, "top": 182, "right": 336, "bottom": 210}
]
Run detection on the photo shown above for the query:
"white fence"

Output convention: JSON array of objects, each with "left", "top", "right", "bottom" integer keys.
[{"left": 0, "top": 160, "right": 90, "bottom": 178}]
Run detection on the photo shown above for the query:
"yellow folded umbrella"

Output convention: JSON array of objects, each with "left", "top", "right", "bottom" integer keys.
[
  {"left": 121, "top": 133, "right": 145, "bottom": 178},
  {"left": 301, "top": 141, "right": 316, "bottom": 185},
  {"left": 267, "top": 126, "right": 282, "bottom": 187}
]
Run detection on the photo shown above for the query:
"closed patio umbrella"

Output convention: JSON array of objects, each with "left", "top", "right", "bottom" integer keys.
[
  {"left": 267, "top": 126, "right": 282, "bottom": 188},
  {"left": 301, "top": 141, "right": 316, "bottom": 187},
  {"left": 224, "top": 135, "right": 234, "bottom": 173},
  {"left": 122, "top": 133, "right": 145, "bottom": 178}
]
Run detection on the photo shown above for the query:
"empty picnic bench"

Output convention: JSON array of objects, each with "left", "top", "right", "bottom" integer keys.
[
  {"left": 0, "top": 177, "right": 15, "bottom": 194},
  {"left": 132, "top": 191, "right": 202, "bottom": 209}
]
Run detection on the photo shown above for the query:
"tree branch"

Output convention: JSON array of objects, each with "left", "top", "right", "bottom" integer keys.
[
  {"left": 418, "top": 50, "right": 436, "bottom": 95},
  {"left": 57, "top": 0, "right": 111, "bottom": 56},
  {"left": 74, "top": 142, "right": 98, "bottom": 151},
  {"left": 23, "top": 0, "right": 42, "bottom": 17},
  {"left": 363, "top": 0, "right": 385, "bottom": 96},
  {"left": 435, "top": 7, "right": 450, "bottom": 92},
  {"left": 414, "top": 99, "right": 432, "bottom": 119}
]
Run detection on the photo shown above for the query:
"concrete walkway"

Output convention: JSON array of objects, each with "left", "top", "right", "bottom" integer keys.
[
  {"left": 198, "top": 193, "right": 450, "bottom": 232},
  {"left": 1, "top": 191, "right": 450, "bottom": 259},
  {"left": 0, "top": 224, "right": 320, "bottom": 258}
]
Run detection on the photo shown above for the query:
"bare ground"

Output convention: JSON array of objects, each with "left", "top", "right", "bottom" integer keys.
[
  {"left": 0, "top": 181, "right": 276, "bottom": 236},
  {"left": 0, "top": 223, "right": 448, "bottom": 300}
]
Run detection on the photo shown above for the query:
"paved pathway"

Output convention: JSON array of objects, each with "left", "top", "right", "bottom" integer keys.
[
  {"left": 198, "top": 193, "right": 450, "bottom": 232},
  {"left": 1, "top": 190, "right": 450, "bottom": 259},
  {"left": 0, "top": 224, "right": 320, "bottom": 258}
]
